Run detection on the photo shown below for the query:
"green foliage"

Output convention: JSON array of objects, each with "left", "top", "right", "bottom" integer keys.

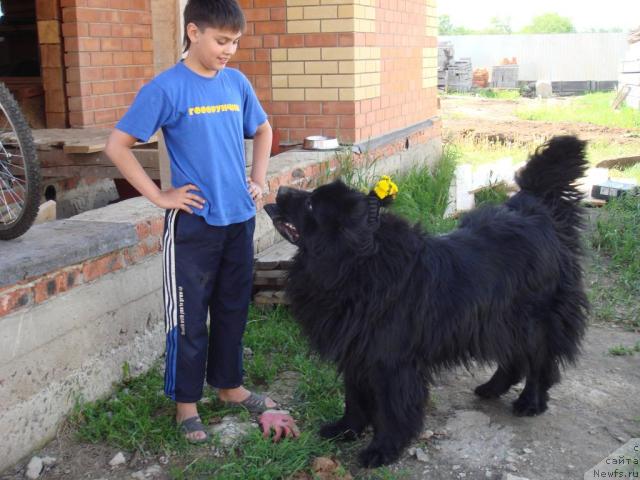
[
  {"left": 590, "top": 194, "right": 640, "bottom": 328},
  {"left": 521, "top": 12, "right": 575, "bottom": 33},
  {"left": 517, "top": 92, "right": 640, "bottom": 130},
  {"left": 609, "top": 343, "right": 640, "bottom": 356},
  {"left": 391, "top": 146, "right": 458, "bottom": 234},
  {"left": 474, "top": 181, "right": 510, "bottom": 207},
  {"left": 475, "top": 88, "right": 520, "bottom": 100}
]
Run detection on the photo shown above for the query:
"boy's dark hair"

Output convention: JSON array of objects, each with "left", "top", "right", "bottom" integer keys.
[{"left": 183, "top": 0, "right": 246, "bottom": 52}]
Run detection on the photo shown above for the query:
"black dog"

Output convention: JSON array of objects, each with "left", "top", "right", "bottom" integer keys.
[{"left": 264, "top": 136, "right": 589, "bottom": 468}]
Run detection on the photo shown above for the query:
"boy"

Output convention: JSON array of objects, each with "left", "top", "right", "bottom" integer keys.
[{"left": 105, "top": 0, "right": 275, "bottom": 442}]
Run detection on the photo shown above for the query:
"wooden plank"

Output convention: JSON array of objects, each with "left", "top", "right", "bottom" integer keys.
[
  {"left": 596, "top": 155, "right": 640, "bottom": 170},
  {"left": 253, "top": 269, "right": 288, "bottom": 287},
  {"left": 30, "top": 128, "right": 157, "bottom": 153},
  {"left": 253, "top": 290, "right": 289, "bottom": 305},
  {"left": 254, "top": 241, "right": 298, "bottom": 269},
  {"left": 612, "top": 85, "right": 631, "bottom": 110},
  {"left": 40, "top": 166, "right": 160, "bottom": 179},
  {"left": 38, "top": 148, "right": 159, "bottom": 169}
]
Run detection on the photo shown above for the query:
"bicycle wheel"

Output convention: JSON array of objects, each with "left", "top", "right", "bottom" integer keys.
[{"left": 0, "top": 81, "right": 40, "bottom": 240}]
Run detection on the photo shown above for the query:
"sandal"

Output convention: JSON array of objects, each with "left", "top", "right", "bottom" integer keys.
[
  {"left": 224, "top": 392, "right": 276, "bottom": 414},
  {"left": 178, "top": 416, "right": 209, "bottom": 444}
]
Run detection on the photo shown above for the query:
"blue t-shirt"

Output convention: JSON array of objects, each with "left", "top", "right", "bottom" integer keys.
[{"left": 116, "top": 62, "right": 268, "bottom": 226}]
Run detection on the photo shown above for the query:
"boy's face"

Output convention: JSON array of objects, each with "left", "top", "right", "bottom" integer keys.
[{"left": 186, "top": 24, "right": 242, "bottom": 72}]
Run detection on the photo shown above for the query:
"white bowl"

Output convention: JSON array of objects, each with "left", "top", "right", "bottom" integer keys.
[{"left": 302, "top": 135, "right": 339, "bottom": 150}]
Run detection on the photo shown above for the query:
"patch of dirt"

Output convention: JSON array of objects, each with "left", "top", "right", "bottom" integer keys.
[{"left": 441, "top": 95, "right": 640, "bottom": 147}]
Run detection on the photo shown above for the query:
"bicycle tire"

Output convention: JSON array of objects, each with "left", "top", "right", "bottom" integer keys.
[{"left": 0, "top": 81, "right": 40, "bottom": 240}]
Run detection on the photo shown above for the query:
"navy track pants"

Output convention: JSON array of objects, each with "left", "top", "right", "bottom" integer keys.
[{"left": 162, "top": 209, "right": 255, "bottom": 403}]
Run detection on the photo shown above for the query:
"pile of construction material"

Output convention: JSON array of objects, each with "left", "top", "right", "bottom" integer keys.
[
  {"left": 446, "top": 58, "right": 473, "bottom": 92},
  {"left": 619, "top": 28, "right": 640, "bottom": 109},
  {"left": 472, "top": 68, "right": 489, "bottom": 88},
  {"left": 438, "top": 42, "right": 454, "bottom": 90},
  {"left": 252, "top": 241, "right": 297, "bottom": 306}
]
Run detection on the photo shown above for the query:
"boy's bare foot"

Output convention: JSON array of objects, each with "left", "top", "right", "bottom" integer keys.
[{"left": 176, "top": 402, "right": 207, "bottom": 442}]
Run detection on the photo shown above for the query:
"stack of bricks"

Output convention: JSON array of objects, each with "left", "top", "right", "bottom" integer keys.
[
  {"left": 231, "top": 0, "right": 439, "bottom": 145},
  {"left": 60, "top": 0, "right": 154, "bottom": 128}
]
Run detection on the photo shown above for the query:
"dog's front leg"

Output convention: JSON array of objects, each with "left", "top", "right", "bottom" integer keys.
[
  {"left": 319, "top": 370, "right": 370, "bottom": 441},
  {"left": 358, "top": 364, "right": 427, "bottom": 468}
]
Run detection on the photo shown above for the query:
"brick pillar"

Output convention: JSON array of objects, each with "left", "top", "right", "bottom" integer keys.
[
  {"left": 61, "top": 0, "right": 154, "bottom": 128},
  {"left": 36, "top": 0, "right": 68, "bottom": 128},
  {"left": 232, "top": 0, "right": 439, "bottom": 146}
]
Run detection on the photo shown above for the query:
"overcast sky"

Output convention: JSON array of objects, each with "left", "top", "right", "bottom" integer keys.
[{"left": 439, "top": 0, "right": 640, "bottom": 32}]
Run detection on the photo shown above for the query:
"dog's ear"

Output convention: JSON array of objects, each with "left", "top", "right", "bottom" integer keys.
[{"left": 367, "top": 193, "right": 382, "bottom": 228}]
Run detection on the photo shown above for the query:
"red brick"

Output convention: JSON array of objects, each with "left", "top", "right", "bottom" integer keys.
[
  {"left": 239, "top": 62, "right": 269, "bottom": 75},
  {"left": 253, "top": 0, "right": 284, "bottom": 6},
  {"left": 306, "top": 115, "right": 339, "bottom": 128},
  {"left": 89, "top": 23, "right": 111, "bottom": 37},
  {"left": 131, "top": 24, "right": 151, "bottom": 38},
  {"left": 69, "top": 109, "right": 95, "bottom": 126},
  {"left": 132, "top": 52, "right": 153, "bottom": 65},
  {"left": 40, "top": 44, "right": 63, "bottom": 68},
  {"left": 91, "top": 51, "right": 114, "bottom": 65},
  {"left": 263, "top": 35, "right": 278, "bottom": 48},
  {"left": 238, "top": 36, "right": 261, "bottom": 49},
  {"left": 280, "top": 35, "right": 304, "bottom": 48},
  {"left": 110, "top": 0, "right": 131, "bottom": 8},
  {"left": 111, "top": 23, "right": 132, "bottom": 37},
  {"left": 322, "top": 101, "right": 354, "bottom": 115},
  {"left": 100, "top": 38, "right": 123, "bottom": 51},
  {"left": 245, "top": 8, "right": 270, "bottom": 21},
  {"left": 255, "top": 20, "right": 287, "bottom": 35},
  {"left": 266, "top": 101, "right": 288, "bottom": 115},
  {"left": 277, "top": 115, "right": 305, "bottom": 128},
  {"left": 270, "top": 7, "right": 285, "bottom": 21},
  {"left": 290, "top": 102, "right": 321, "bottom": 115},
  {"left": 121, "top": 38, "right": 141, "bottom": 50},
  {"left": 88, "top": 0, "right": 110, "bottom": 6},
  {"left": 0, "top": 288, "right": 32, "bottom": 317},
  {"left": 36, "top": 0, "right": 60, "bottom": 20},
  {"left": 92, "top": 81, "right": 115, "bottom": 94},
  {"left": 305, "top": 33, "right": 338, "bottom": 47}
]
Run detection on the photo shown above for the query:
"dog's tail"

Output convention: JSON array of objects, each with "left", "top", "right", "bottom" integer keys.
[{"left": 515, "top": 135, "right": 588, "bottom": 254}]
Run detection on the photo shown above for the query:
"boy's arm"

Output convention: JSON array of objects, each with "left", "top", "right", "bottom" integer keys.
[
  {"left": 105, "top": 129, "right": 205, "bottom": 213},
  {"left": 248, "top": 120, "right": 272, "bottom": 200}
]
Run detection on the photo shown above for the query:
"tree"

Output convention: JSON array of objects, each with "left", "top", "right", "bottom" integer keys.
[
  {"left": 485, "top": 16, "right": 512, "bottom": 34},
  {"left": 521, "top": 12, "right": 575, "bottom": 34},
  {"left": 439, "top": 14, "right": 454, "bottom": 35}
]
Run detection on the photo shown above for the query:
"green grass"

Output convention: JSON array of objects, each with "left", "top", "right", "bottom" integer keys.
[
  {"left": 589, "top": 194, "right": 640, "bottom": 328},
  {"left": 70, "top": 306, "right": 352, "bottom": 479},
  {"left": 608, "top": 342, "right": 640, "bottom": 356},
  {"left": 390, "top": 145, "right": 458, "bottom": 234},
  {"left": 475, "top": 88, "right": 520, "bottom": 100},
  {"left": 474, "top": 181, "right": 510, "bottom": 207},
  {"left": 516, "top": 92, "right": 640, "bottom": 130}
]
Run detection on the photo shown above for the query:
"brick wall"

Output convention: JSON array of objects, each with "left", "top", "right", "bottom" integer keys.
[
  {"left": 231, "top": 0, "right": 439, "bottom": 145},
  {"left": 61, "top": 0, "right": 154, "bottom": 127},
  {"left": 36, "top": 0, "right": 68, "bottom": 127}
]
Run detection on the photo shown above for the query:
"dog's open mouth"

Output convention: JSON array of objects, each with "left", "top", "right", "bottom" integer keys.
[{"left": 264, "top": 203, "right": 300, "bottom": 245}]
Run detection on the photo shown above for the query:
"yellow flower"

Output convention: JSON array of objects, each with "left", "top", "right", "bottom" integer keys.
[{"left": 373, "top": 175, "right": 398, "bottom": 200}]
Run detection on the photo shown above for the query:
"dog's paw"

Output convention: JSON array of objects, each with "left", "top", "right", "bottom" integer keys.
[
  {"left": 358, "top": 445, "right": 399, "bottom": 468},
  {"left": 319, "top": 420, "right": 359, "bottom": 441},
  {"left": 474, "top": 383, "right": 503, "bottom": 399},
  {"left": 512, "top": 397, "right": 548, "bottom": 416}
]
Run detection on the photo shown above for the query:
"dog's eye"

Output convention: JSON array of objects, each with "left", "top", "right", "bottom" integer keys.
[{"left": 305, "top": 198, "right": 313, "bottom": 213}]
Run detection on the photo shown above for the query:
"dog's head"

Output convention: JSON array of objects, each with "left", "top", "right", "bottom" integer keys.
[{"left": 264, "top": 180, "right": 389, "bottom": 256}]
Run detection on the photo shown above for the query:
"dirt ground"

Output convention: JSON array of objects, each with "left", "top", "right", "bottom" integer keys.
[
  {"left": 2, "top": 96, "right": 639, "bottom": 480},
  {"left": 441, "top": 95, "right": 640, "bottom": 147}
]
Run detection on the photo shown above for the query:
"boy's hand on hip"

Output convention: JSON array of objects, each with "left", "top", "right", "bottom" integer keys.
[
  {"left": 153, "top": 184, "right": 205, "bottom": 214},
  {"left": 247, "top": 179, "right": 264, "bottom": 201}
]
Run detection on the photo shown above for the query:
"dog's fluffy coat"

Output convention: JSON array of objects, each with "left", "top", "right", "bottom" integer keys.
[{"left": 265, "top": 136, "right": 589, "bottom": 467}]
